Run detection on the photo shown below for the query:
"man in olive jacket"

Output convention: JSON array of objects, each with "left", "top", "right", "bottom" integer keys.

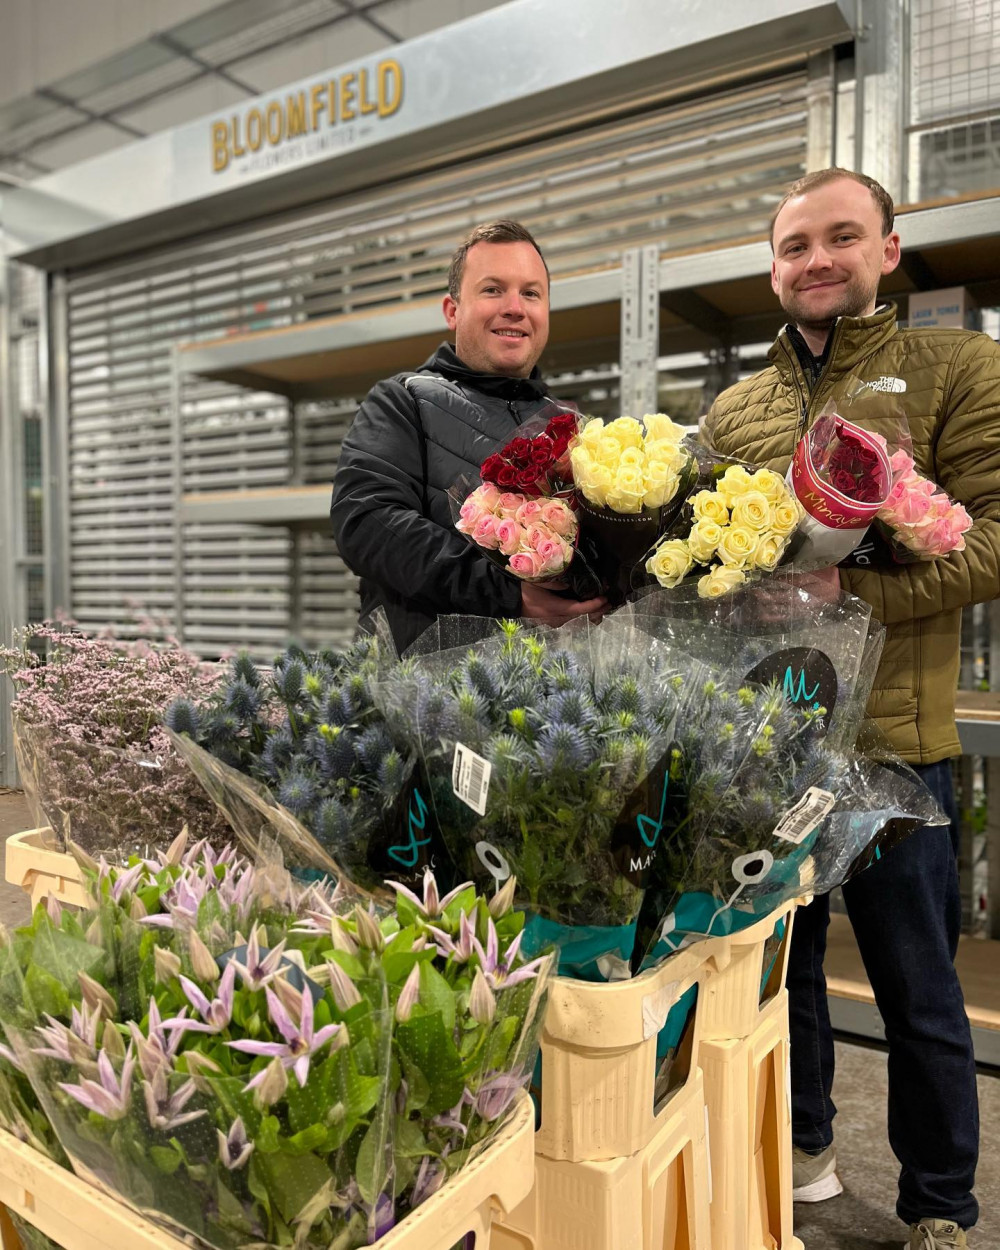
[
  {"left": 707, "top": 169, "right": 1000, "bottom": 1249},
  {"left": 331, "top": 219, "right": 605, "bottom": 653}
]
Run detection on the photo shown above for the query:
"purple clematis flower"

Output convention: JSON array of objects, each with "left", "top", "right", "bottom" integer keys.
[
  {"left": 369, "top": 1194, "right": 395, "bottom": 1240},
  {"left": 427, "top": 910, "right": 476, "bottom": 964},
  {"left": 142, "top": 1068, "right": 206, "bottom": 1132},
  {"left": 110, "top": 862, "right": 146, "bottom": 904},
  {"left": 218, "top": 1116, "right": 254, "bottom": 1170},
  {"left": 411, "top": 1155, "right": 447, "bottom": 1207},
  {"left": 161, "top": 962, "right": 236, "bottom": 1036},
  {"left": 34, "top": 1000, "right": 102, "bottom": 1064},
  {"left": 231, "top": 924, "right": 287, "bottom": 991},
  {"left": 472, "top": 919, "right": 547, "bottom": 992},
  {"left": 227, "top": 981, "right": 343, "bottom": 1089},
  {"left": 217, "top": 863, "right": 256, "bottom": 922},
  {"left": 0, "top": 1041, "right": 22, "bottom": 1071},
  {"left": 58, "top": 1046, "right": 135, "bottom": 1121},
  {"left": 387, "top": 866, "right": 471, "bottom": 921},
  {"left": 130, "top": 998, "right": 187, "bottom": 1081},
  {"left": 473, "top": 1071, "right": 529, "bottom": 1122}
]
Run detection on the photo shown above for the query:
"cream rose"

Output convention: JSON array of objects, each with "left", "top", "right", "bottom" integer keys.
[
  {"left": 716, "top": 524, "right": 757, "bottom": 567},
  {"left": 717, "top": 464, "right": 754, "bottom": 505},
  {"left": 691, "top": 490, "right": 729, "bottom": 525},
  {"left": 645, "top": 438, "right": 688, "bottom": 473},
  {"left": 697, "top": 565, "right": 747, "bottom": 598},
  {"left": 604, "top": 416, "right": 645, "bottom": 448},
  {"left": 770, "top": 500, "right": 801, "bottom": 536},
  {"left": 752, "top": 533, "right": 785, "bottom": 571},
  {"left": 606, "top": 464, "right": 647, "bottom": 513},
  {"left": 643, "top": 463, "right": 680, "bottom": 509},
  {"left": 579, "top": 418, "right": 605, "bottom": 446},
  {"left": 750, "top": 469, "right": 787, "bottom": 504},
  {"left": 643, "top": 412, "right": 686, "bottom": 443},
  {"left": 731, "top": 491, "right": 773, "bottom": 532},
  {"left": 646, "top": 539, "right": 693, "bottom": 588},
  {"left": 687, "top": 518, "right": 724, "bottom": 563}
]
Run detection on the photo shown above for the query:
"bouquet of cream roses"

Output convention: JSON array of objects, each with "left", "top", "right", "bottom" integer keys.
[
  {"left": 644, "top": 463, "right": 804, "bottom": 598},
  {"left": 568, "top": 413, "right": 696, "bottom": 602}
]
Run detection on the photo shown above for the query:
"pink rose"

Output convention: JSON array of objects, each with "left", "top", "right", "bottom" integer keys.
[
  {"left": 472, "top": 514, "right": 501, "bottom": 549},
  {"left": 509, "top": 550, "right": 544, "bottom": 578},
  {"left": 534, "top": 536, "right": 569, "bottom": 575},
  {"left": 539, "top": 499, "right": 577, "bottom": 537},
  {"left": 524, "top": 523, "right": 550, "bottom": 551},
  {"left": 498, "top": 492, "right": 526, "bottom": 517},
  {"left": 515, "top": 499, "right": 545, "bottom": 526},
  {"left": 889, "top": 449, "right": 915, "bottom": 476},
  {"left": 456, "top": 497, "right": 487, "bottom": 534},
  {"left": 495, "top": 518, "right": 524, "bottom": 556},
  {"left": 923, "top": 518, "right": 966, "bottom": 556},
  {"left": 477, "top": 481, "right": 502, "bottom": 511},
  {"left": 888, "top": 490, "right": 932, "bottom": 526}
]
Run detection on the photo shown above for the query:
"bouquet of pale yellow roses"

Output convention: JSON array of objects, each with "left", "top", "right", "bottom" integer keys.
[
  {"left": 568, "top": 413, "right": 696, "bottom": 602},
  {"left": 644, "top": 462, "right": 805, "bottom": 598}
]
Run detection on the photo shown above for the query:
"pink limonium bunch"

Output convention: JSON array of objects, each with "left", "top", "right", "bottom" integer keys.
[
  {"left": 0, "top": 620, "right": 230, "bottom": 856},
  {"left": 877, "top": 448, "right": 973, "bottom": 559},
  {"left": 456, "top": 481, "right": 578, "bottom": 581}
]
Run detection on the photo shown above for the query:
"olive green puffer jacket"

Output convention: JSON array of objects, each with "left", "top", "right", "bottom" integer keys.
[{"left": 706, "top": 304, "right": 1000, "bottom": 764}]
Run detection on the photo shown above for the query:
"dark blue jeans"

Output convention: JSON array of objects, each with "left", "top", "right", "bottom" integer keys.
[{"left": 787, "top": 760, "right": 979, "bottom": 1229}]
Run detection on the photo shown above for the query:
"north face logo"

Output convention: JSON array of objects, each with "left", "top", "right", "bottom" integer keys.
[{"left": 864, "top": 375, "right": 907, "bottom": 394}]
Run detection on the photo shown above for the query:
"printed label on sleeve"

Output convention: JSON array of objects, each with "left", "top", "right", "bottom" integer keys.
[
  {"left": 452, "top": 743, "right": 492, "bottom": 816},
  {"left": 772, "top": 787, "right": 836, "bottom": 845}
]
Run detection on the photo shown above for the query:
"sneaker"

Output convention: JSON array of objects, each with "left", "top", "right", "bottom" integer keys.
[
  {"left": 792, "top": 1143, "right": 844, "bottom": 1203},
  {"left": 907, "top": 1219, "right": 968, "bottom": 1249}
]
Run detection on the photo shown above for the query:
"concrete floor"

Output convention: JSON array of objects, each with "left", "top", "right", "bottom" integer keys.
[{"left": 0, "top": 791, "right": 996, "bottom": 1248}]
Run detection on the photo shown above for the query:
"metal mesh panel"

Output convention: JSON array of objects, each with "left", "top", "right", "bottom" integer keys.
[
  {"left": 65, "top": 68, "right": 810, "bottom": 656},
  {"left": 908, "top": 0, "right": 1000, "bottom": 199}
]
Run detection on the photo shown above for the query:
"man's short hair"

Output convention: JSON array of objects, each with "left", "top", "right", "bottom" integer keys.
[
  {"left": 769, "top": 168, "right": 895, "bottom": 248},
  {"left": 447, "top": 219, "right": 549, "bottom": 299}
]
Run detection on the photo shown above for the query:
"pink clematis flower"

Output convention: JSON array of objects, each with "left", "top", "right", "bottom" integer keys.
[
  {"left": 227, "top": 981, "right": 343, "bottom": 1089},
  {"left": 58, "top": 1047, "right": 135, "bottom": 1121}
]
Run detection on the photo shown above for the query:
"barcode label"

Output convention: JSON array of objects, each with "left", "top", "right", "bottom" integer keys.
[
  {"left": 772, "top": 787, "right": 836, "bottom": 845},
  {"left": 452, "top": 743, "right": 492, "bottom": 816}
]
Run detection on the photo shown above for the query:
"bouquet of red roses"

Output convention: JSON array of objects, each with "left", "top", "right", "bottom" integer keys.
[
  {"left": 784, "top": 407, "right": 893, "bottom": 566},
  {"left": 479, "top": 411, "right": 577, "bottom": 497}
]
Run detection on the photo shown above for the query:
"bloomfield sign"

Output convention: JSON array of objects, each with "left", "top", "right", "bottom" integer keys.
[{"left": 210, "top": 58, "right": 404, "bottom": 174}]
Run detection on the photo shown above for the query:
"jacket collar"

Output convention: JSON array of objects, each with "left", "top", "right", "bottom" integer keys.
[
  {"left": 768, "top": 303, "right": 899, "bottom": 382},
  {"left": 418, "top": 342, "right": 550, "bottom": 401}
]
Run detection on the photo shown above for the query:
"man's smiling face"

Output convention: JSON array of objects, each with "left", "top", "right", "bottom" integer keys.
[
  {"left": 443, "top": 240, "right": 550, "bottom": 377},
  {"left": 770, "top": 176, "right": 900, "bottom": 332}
]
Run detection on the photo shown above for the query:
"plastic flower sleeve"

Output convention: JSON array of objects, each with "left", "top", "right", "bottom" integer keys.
[
  {"left": 11, "top": 712, "right": 228, "bottom": 858},
  {"left": 381, "top": 615, "right": 710, "bottom": 980}
]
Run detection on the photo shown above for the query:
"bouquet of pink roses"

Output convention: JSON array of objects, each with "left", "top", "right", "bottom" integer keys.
[
  {"left": 456, "top": 480, "right": 579, "bottom": 581},
  {"left": 875, "top": 447, "right": 972, "bottom": 561}
]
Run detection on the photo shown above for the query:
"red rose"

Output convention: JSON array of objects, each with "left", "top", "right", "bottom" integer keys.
[
  {"left": 830, "top": 469, "right": 857, "bottom": 494},
  {"left": 530, "top": 436, "right": 555, "bottom": 465},
  {"left": 480, "top": 454, "right": 503, "bottom": 482},
  {"left": 506, "top": 437, "right": 532, "bottom": 464},
  {"left": 855, "top": 480, "right": 883, "bottom": 504},
  {"left": 855, "top": 446, "right": 878, "bottom": 469},
  {"left": 516, "top": 468, "right": 542, "bottom": 492},
  {"left": 497, "top": 464, "right": 519, "bottom": 487},
  {"left": 546, "top": 413, "right": 578, "bottom": 440},
  {"left": 551, "top": 434, "right": 571, "bottom": 460}
]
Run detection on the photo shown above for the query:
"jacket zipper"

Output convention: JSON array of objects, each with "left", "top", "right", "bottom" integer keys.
[{"left": 788, "top": 318, "right": 846, "bottom": 440}]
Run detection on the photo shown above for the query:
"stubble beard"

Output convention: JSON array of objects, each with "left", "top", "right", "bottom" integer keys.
[{"left": 781, "top": 274, "right": 880, "bottom": 333}]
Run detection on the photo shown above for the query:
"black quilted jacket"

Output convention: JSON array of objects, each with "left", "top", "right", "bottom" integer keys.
[{"left": 330, "top": 343, "right": 560, "bottom": 652}]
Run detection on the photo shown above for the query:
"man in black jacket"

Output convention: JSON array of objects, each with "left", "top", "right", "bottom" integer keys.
[{"left": 331, "top": 219, "right": 606, "bottom": 651}]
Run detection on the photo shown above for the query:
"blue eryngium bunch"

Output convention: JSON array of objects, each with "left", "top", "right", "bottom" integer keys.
[
  {"left": 165, "top": 639, "right": 405, "bottom": 886},
  {"left": 386, "top": 621, "right": 690, "bottom": 930}
]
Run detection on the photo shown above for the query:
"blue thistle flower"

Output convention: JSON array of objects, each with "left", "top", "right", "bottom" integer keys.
[
  {"left": 324, "top": 687, "right": 354, "bottom": 727},
  {"left": 455, "top": 687, "right": 489, "bottom": 723},
  {"left": 164, "top": 698, "right": 200, "bottom": 739},
  {"left": 315, "top": 797, "right": 352, "bottom": 848},
  {"left": 486, "top": 733, "right": 531, "bottom": 769},
  {"left": 225, "top": 677, "right": 262, "bottom": 723},
  {"left": 230, "top": 651, "right": 259, "bottom": 687},
  {"left": 547, "top": 688, "right": 598, "bottom": 729},
  {"left": 260, "top": 730, "right": 295, "bottom": 780},
  {"left": 306, "top": 726, "right": 356, "bottom": 779},
  {"left": 274, "top": 658, "right": 306, "bottom": 704},
  {"left": 353, "top": 725, "right": 394, "bottom": 773},
  {"left": 415, "top": 683, "right": 459, "bottom": 741},
  {"left": 378, "top": 750, "right": 405, "bottom": 791},
  {"left": 278, "top": 771, "right": 317, "bottom": 816},
  {"left": 344, "top": 674, "right": 371, "bottom": 714},
  {"left": 464, "top": 657, "right": 500, "bottom": 704},
  {"left": 535, "top": 723, "right": 591, "bottom": 772}
]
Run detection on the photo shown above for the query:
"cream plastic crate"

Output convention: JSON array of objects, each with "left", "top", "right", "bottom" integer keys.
[
  {"left": 699, "top": 901, "right": 800, "bottom": 1043},
  {"left": 493, "top": 1068, "right": 710, "bottom": 1250},
  {"left": 701, "top": 994, "right": 803, "bottom": 1250},
  {"left": 534, "top": 936, "right": 714, "bottom": 1163},
  {"left": 3, "top": 829, "right": 89, "bottom": 912},
  {"left": 0, "top": 1097, "right": 535, "bottom": 1250}
]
